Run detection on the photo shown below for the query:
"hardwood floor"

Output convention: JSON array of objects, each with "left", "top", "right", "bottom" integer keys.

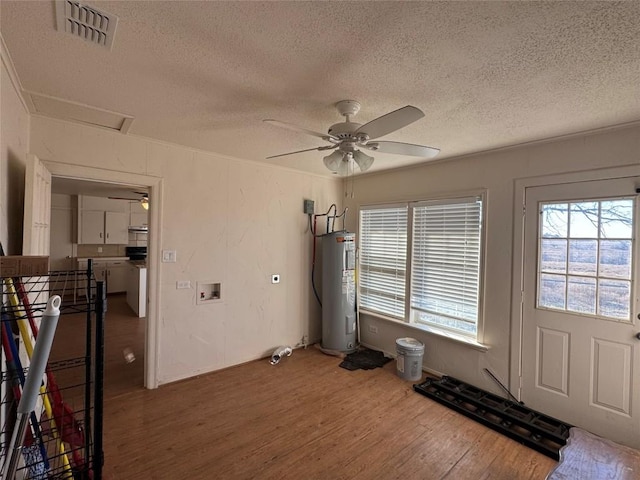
[{"left": 52, "top": 296, "right": 557, "bottom": 479}]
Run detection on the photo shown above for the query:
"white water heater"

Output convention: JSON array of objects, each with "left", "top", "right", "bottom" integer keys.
[{"left": 322, "top": 231, "right": 357, "bottom": 353}]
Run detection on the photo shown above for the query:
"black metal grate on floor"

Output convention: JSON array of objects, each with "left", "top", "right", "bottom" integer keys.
[{"left": 414, "top": 375, "right": 572, "bottom": 460}]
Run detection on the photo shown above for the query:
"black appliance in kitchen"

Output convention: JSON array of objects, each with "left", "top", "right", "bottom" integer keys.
[{"left": 126, "top": 246, "right": 147, "bottom": 261}]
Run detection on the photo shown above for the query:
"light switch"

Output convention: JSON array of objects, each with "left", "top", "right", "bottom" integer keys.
[
  {"left": 176, "top": 280, "right": 191, "bottom": 289},
  {"left": 162, "top": 250, "right": 177, "bottom": 263}
]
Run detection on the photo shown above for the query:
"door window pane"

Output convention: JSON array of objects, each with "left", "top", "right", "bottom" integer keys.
[
  {"left": 541, "top": 239, "right": 567, "bottom": 274},
  {"left": 599, "top": 240, "right": 632, "bottom": 279},
  {"left": 537, "top": 197, "right": 634, "bottom": 321},
  {"left": 567, "top": 276, "right": 596, "bottom": 314},
  {"left": 598, "top": 279, "right": 631, "bottom": 319},
  {"left": 541, "top": 204, "right": 568, "bottom": 238},
  {"left": 568, "top": 240, "right": 597, "bottom": 276},
  {"left": 600, "top": 200, "right": 633, "bottom": 239},
  {"left": 570, "top": 202, "right": 599, "bottom": 238},
  {"left": 539, "top": 273, "right": 566, "bottom": 310}
]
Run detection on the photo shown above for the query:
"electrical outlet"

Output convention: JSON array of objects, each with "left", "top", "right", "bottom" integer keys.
[
  {"left": 271, "top": 274, "right": 280, "bottom": 284},
  {"left": 176, "top": 280, "right": 191, "bottom": 289},
  {"left": 368, "top": 325, "right": 379, "bottom": 334},
  {"left": 162, "top": 250, "right": 177, "bottom": 263}
]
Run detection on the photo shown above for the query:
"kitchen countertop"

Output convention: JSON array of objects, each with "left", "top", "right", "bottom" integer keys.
[{"left": 76, "top": 256, "right": 129, "bottom": 261}]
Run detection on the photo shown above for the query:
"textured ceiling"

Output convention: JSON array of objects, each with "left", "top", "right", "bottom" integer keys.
[{"left": 2, "top": 1, "right": 640, "bottom": 176}]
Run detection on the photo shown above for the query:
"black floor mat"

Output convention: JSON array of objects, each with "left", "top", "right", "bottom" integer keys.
[{"left": 339, "top": 348, "right": 391, "bottom": 371}]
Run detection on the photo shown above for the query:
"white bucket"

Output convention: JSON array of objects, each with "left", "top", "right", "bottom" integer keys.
[{"left": 395, "top": 337, "right": 424, "bottom": 381}]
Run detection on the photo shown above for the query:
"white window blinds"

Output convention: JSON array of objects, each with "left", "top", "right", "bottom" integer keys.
[
  {"left": 410, "top": 197, "right": 482, "bottom": 334},
  {"left": 359, "top": 206, "right": 408, "bottom": 318}
]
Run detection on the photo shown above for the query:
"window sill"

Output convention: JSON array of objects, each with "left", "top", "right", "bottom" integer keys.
[{"left": 361, "top": 310, "right": 490, "bottom": 352}]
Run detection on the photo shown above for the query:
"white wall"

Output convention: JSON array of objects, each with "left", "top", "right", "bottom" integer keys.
[
  {"left": 0, "top": 38, "right": 30, "bottom": 254},
  {"left": 345, "top": 124, "right": 640, "bottom": 394},
  {"left": 30, "top": 115, "right": 342, "bottom": 384}
]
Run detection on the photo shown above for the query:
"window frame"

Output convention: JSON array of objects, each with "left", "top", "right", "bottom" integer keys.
[
  {"left": 358, "top": 192, "right": 487, "bottom": 342},
  {"left": 535, "top": 196, "right": 635, "bottom": 323},
  {"left": 358, "top": 202, "right": 408, "bottom": 319}
]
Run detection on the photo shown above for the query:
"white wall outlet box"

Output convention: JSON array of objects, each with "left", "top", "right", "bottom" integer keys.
[
  {"left": 162, "top": 250, "right": 177, "bottom": 263},
  {"left": 196, "top": 281, "right": 222, "bottom": 304},
  {"left": 176, "top": 280, "right": 191, "bottom": 289},
  {"left": 368, "top": 325, "right": 378, "bottom": 334},
  {"left": 271, "top": 274, "right": 280, "bottom": 284}
]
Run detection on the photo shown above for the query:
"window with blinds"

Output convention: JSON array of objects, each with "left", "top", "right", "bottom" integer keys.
[
  {"left": 410, "top": 197, "right": 482, "bottom": 335},
  {"left": 358, "top": 205, "right": 408, "bottom": 318},
  {"left": 359, "top": 195, "right": 484, "bottom": 338}
]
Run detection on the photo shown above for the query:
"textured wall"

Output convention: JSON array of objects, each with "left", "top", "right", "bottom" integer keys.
[
  {"left": 0, "top": 52, "right": 30, "bottom": 254},
  {"left": 345, "top": 124, "right": 640, "bottom": 395},
  {"left": 30, "top": 115, "right": 342, "bottom": 384}
]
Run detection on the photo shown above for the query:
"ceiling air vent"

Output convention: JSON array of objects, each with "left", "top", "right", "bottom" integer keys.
[{"left": 55, "top": 1, "right": 119, "bottom": 50}]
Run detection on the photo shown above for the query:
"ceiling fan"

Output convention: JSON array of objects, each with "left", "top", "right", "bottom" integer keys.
[
  {"left": 108, "top": 192, "right": 150, "bottom": 210},
  {"left": 264, "top": 100, "right": 439, "bottom": 175}
]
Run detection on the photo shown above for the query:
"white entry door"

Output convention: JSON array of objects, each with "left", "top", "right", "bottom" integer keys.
[{"left": 522, "top": 177, "right": 640, "bottom": 448}]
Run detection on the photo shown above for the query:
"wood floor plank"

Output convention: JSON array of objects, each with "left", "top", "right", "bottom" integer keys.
[{"left": 51, "top": 295, "right": 557, "bottom": 479}]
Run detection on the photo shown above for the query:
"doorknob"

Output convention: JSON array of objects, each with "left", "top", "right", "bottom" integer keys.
[{"left": 636, "top": 332, "right": 640, "bottom": 340}]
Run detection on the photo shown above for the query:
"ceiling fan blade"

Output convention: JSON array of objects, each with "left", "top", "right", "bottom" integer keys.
[
  {"left": 266, "top": 145, "right": 336, "bottom": 159},
  {"left": 355, "top": 106, "right": 425, "bottom": 140},
  {"left": 263, "top": 119, "right": 339, "bottom": 142},
  {"left": 363, "top": 141, "right": 439, "bottom": 159},
  {"left": 353, "top": 150, "right": 374, "bottom": 172}
]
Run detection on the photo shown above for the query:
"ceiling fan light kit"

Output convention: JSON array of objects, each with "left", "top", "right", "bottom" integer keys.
[{"left": 264, "top": 100, "right": 440, "bottom": 175}]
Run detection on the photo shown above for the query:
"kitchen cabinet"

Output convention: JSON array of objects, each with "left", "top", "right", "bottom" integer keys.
[
  {"left": 79, "top": 211, "right": 128, "bottom": 244},
  {"left": 77, "top": 258, "right": 129, "bottom": 294},
  {"left": 81, "top": 195, "right": 127, "bottom": 212},
  {"left": 106, "top": 261, "right": 128, "bottom": 293},
  {"left": 105, "top": 212, "right": 128, "bottom": 244},
  {"left": 129, "top": 200, "right": 148, "bottom": 227},
  {"left": 77, "top": 195, "right": 130, "bottom": 245}
]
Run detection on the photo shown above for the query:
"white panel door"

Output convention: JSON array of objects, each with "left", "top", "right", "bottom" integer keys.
[
  {"left": 522, "top": 178, "right": 640, "bottom": 448},
  {"left": 22, "top": 154, "right": 51, "bottom": 256}
]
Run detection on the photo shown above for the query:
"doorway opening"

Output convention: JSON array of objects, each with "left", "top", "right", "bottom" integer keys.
[
  {"left": 50, "top": 177, "right": 151, "bottom": 398},
  {"left": 36, "top": 158, "right": 162, "bottom": 390}
]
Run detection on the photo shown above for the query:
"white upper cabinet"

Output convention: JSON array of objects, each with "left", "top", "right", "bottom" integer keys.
[
  {"left": 105, "top": 211, "right": 128, "bottom": 244},
  {"left": 77, "top": 195, "right": 130, "bottom": 244},
  {"left": 80, "top": 210, "right": 105, "bottom": 243},
  {"left": 129, "top": 200, "right": 148, "bottom": 226},
  {"left": 80, "top": 195, "right": 128, "bottom": 212},
  {"left": 79, "top": 210, "right": 128, "bottom": 244}
]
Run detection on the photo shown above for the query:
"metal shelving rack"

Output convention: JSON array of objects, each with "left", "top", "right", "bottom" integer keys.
[{"left": 1, "top": 261, "right": 105, "bottom": 479}]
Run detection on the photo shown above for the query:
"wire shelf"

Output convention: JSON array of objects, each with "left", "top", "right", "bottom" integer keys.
[{"left": 1, "top": 265, "right": 105, "bottom": 479}]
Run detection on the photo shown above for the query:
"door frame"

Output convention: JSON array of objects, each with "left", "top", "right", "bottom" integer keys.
[
  {"left": 510, "top": 164, "right": 640, "bottom": 400},
  {"left": 42, "top": 160, "right": 163, "bottom": 389}
]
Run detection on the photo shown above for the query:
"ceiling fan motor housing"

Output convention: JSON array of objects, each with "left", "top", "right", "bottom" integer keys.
[{"left": 327, "top": 121, "right": 361, "bottom": 138}]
